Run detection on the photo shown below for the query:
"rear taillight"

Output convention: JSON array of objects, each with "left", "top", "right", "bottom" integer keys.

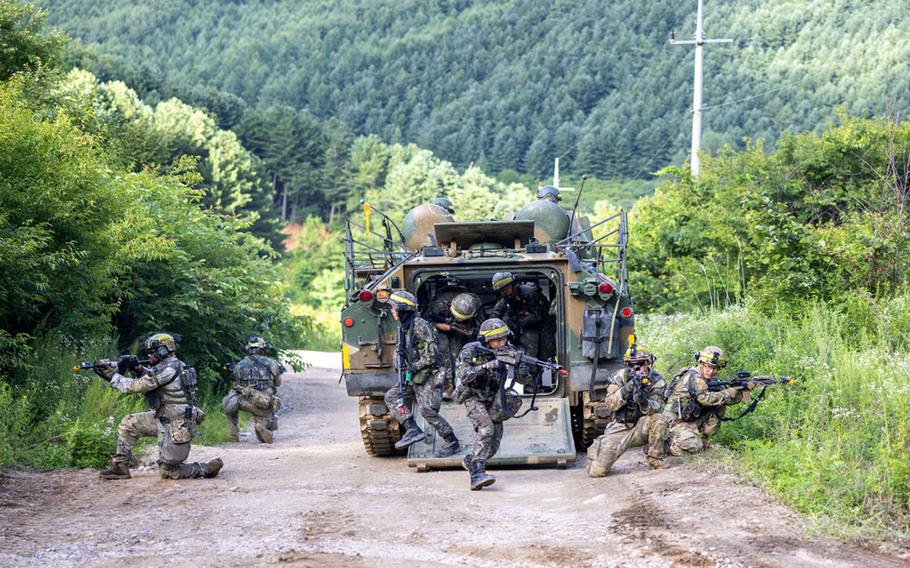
[
  {"left": 598, "top": 282, "right": 614, "bottom": 294},
  {"left": 621, "top": 307, "right": 633, "bottom": 318},
  {"left": 358, "top": 290, "right": 373, "bottom": 303},
  {"left": 343, "top": 317, "right": 355, "bottom": 328}
]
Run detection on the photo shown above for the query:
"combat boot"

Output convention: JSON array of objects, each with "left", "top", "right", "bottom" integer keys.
[
  {"left": 99, "top": 460, "right": 131, "bottom": 480},
  {"left": 434, "top": 432, "right": 460, "bottom": 458},
  {"left": 203, "top": 458, "right": 224, "bottom": 478},
  {"left": 394, "top": 417, "right": 426, "bottom": 450},
  {"left": 462, "top": 454, "right": 473, "bottom": 471},
  {"left": 647, "top": 457, "right": 669, "bottom": 470},
  {"left": 469, "top": 460, "right": 495, "bottom": 490}
]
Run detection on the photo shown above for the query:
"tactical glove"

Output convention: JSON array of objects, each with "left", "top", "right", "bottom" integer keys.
[
  {"left": 481, "top": 360, "right": 501, "bottom": 372},
  {"left": 93, "top": 360, "right": 116, "bottom": 381},
  {"left": 620, "top": 379, "right": 636, "bottom": 398}
]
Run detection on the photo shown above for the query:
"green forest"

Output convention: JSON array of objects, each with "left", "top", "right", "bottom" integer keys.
[
  {"left": 2, "top": 0, "right": 910, "bottom": 541},
  {"left": 39, "top": 0, "right": 910, "bottom": 182}
]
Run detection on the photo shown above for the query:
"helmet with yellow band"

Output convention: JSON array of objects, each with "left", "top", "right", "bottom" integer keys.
[
  {"left": 491, "top": 272, "right": 515, "bottom": 291},
  {"left": 449, "top": 293, "right": 480, "bottom": 322},
  {"left": 623, "top": 334, "right": 656, "bottom": 365},
  {"left": 478, "top": 318, "right": 510, "bottom": 343},
  {"left": 696, "top": 346, "right": 727, "bottom": 368},
  {"left": 388, "top": 290, "right": 418, "bottom": 312}
]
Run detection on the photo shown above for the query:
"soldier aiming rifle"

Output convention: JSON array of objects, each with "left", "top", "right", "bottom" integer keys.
[{"left": 76, "top": 333, "right": 223, "bottom": 480}]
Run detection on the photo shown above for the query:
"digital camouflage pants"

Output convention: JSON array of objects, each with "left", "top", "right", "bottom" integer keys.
[
  {"left": 464, "top": 398, "right": 504, "bottom": 463},
  {"left": 384, "top": 373, "right": 454, "bottom": 439},
  {"left": 586, "top": 414, "right": 668, "bottom": 477},
  {"left": 222, "top": 389, "right": 277, "bottom": 444},
  {"left": 114, "top": 410, "right": 208, "bottom": 479}
]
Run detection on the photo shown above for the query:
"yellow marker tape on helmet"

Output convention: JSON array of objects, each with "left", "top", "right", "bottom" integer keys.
[
  {"left": 364, "top": 203, "right": 371, "bottom": 234},
  {"left": 389, "top": 293, "right": 416, "bottom": 307},
  {"left": 480, "top": 326, "right": 509, "bottom": 338},
  {"left": 450, "top": 306, "right": 473, "bottom": 321},
  {"left": 493, "top": 277, "right": 513, "bottom": 288}
]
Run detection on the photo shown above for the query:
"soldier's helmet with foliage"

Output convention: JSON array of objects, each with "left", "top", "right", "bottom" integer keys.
[
  {"left": 432, "top": 197, "right": 455, "bottom": 214},
  {"left": 479, "top": 318, "right": 511, "bottom": 343},
  {"left": 491, "top": 271, "right": 515, "bottom": 291},
  {"left": 144, "top": 333, "right": 177, "bottom": 356},
  {"left": 388, "top": 290, "right": 418, "bottom": 312},
  {"left": 246, "top": 336, "right": 271, "bottom": 354},
  {"left": 450, "top": 293, "right": 480, "bottom": 321},
  {"left": 696, "top": 346, "right": 727, "bottom": 368},
  {"left": 624, "top": 343, "right": 656, "bottom": 365},
  {"left": 537, "top": 185, "right": 561, "bottom": 202}
]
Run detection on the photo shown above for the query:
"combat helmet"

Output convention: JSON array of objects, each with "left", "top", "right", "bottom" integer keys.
[
  {"left": 388, "top": 290, "right": 418, "bottom": 312},
  {"left": 537, "top": 185, "right": 561, "bottom": 202},
  {"left": 624, "top": 343, "right": 656, "bottom": 365},
  {"left": 432, "top": 197, "right": 455, "bottom": 214},
  {"left": 450, "top": 293, "right": 480, "bottom": 322},
  {"left": 144, "top": 333, "right": 177, "bottom": 358},
  {"left": 491, "top": 272, "right": 515, "bottom": 292},
  {"left": 696, "top": 346, "right": 727, "bottom": 368},
  {"left": 479, "top": 318, "right": 510, "bottom": 343},
  {"left": 246, "top": 336, "right": 271, "bottom": 354}
]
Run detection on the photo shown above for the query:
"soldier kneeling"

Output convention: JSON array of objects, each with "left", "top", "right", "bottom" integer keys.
[
  {"left": 223, "top": 337, "right": 284, "bottom": 443},
  {"left": 587, "top": 342, "right": 669, "bottom": 477},
  {"left": 97, "top": 333, "right": 223, "bottom": 480}
]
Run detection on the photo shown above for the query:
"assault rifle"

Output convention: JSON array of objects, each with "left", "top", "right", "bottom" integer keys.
[
  {"left": 706, "top": 371, "right": 795, "bottom": 421},
  {"left": 73, "top": 355, "right": 149, "bottom": 375},
  {"left": 706, "top": 370, "right": 794, "bottom": 391},
  {"left": 476, "top": 345, "right": 567, "bottom": 419}
]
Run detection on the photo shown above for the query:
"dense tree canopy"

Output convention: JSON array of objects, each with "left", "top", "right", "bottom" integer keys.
[{"left": 40, "top": 0, "right": 910, "bottom": 180}]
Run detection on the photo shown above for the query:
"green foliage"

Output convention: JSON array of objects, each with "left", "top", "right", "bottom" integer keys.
[
  {"left": 0, "top": 0, "right": 65, "bottom": 80},
  {"left": 640, "top": 297, "right": 910, "bottom": 537},
  {"left": 39, "top": 0, "right": 910, "bottom": 181},
  {"left": 630, "top": 115, "right": 910, "bottom": 312}
]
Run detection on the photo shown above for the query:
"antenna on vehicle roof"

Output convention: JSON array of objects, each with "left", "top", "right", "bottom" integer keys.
[{"left": 567, "top": 175, "right": 588, "bottom": 236}]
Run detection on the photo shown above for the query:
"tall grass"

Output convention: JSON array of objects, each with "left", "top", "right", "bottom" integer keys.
[
  {"left": 639, "top": 294, "right": 910, "bottom": 539},
  {"left": 0, "top": 335, "right": 236, "bottom": 470}
]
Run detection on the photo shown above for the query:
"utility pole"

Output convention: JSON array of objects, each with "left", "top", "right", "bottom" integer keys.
[{"left": 670, "top": 0, "right": 732, "bottom": 180}]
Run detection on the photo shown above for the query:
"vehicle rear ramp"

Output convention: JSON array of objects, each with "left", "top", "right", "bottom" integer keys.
[{"left": 407, "top": 397, "right": 577, "bottom": 471}]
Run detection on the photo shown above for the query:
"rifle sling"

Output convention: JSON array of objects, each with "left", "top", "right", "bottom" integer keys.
[{"left": 721, "top": 385, "right": 769, "bottom": 422}]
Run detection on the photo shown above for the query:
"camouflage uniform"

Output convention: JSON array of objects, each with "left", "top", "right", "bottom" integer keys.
[
  {"left": 108, "top": 355, "right": 210, "bottom": 479},
  {"left": 428, "top": 291, "right": 484, "bottom": 387},
  {"left": 455, "top": 341, "right": 534, "bottom": 463},
  {"left": 384, "top": 315, "right": 454, "bottom": 439},
  {"left": 491, "top": 283, "right": 549, "bottom": 358},
  {"left": 662, "top": 367, "right": 743, "bottom": 455},
  {"left": 222, "top": 354, "right": 283, "bottom": 443},
  {"left": 586, "top": 368, "right": 668, "bottom": 476}
]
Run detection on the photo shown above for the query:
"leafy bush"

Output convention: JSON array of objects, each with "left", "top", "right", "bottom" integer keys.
[{"left": 640, "top": 296, "right": 910, "bottom": 538}]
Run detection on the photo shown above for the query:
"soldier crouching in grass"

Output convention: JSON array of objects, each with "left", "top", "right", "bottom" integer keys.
[
  {"left": 586, "top": 341, "right": 669, "bottom": 477},
  {"left": 95, "top": 333, "right": 223, "bottom": 480}
]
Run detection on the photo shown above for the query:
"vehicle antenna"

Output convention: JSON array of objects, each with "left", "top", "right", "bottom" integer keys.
[{"left": 567, "top": 175, "right": 588, "bottom": 237}]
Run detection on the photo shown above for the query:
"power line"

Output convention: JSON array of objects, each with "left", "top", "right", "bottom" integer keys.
[{"left": 701, "top": 86, "right": 786, "bottom": 111}]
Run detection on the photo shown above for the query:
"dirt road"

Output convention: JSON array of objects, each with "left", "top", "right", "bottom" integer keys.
[{"left": 1, "top": 367, "right": 906, "bottom": 567}]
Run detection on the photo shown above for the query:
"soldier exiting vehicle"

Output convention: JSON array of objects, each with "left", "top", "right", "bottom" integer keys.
[
  {"left": 223, "top": 337, "right": 284, "bottom": 444},
  {"left": 384, "top": 291, "right": 460, "bottom": 458},
  {"left": 430, "top": 291, "right": 484, "bottom": 397},
  {"left": 586, "top": 342, "right": 669, "bottom": 477},
  {"left": 490, "top": 272, "right": 550, "bottom": 359},
  {"left": 455, "top": 318, "right": 535, "bottom": 490},
  {"left": 95, "top": 333, "right": 223, "bottom": 480},
  {"left": 662, "top": 346, "right": 755, "bottom": 455}
]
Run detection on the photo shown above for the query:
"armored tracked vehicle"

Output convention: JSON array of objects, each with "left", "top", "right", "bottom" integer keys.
[{"left": 341, "top": 199, "right": 634, "bottom": 469}]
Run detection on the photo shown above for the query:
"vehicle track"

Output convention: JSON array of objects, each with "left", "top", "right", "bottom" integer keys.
[{"left": 0, "top": 366, "right": 906, "bottom": 567}]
